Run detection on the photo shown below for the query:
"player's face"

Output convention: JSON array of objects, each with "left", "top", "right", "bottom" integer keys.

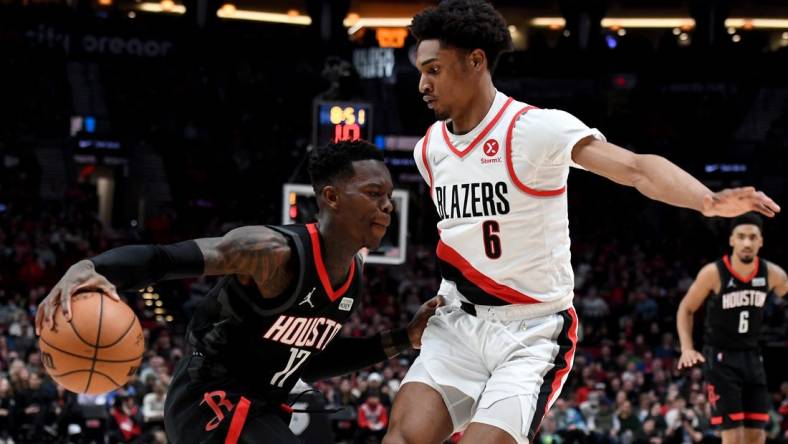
[
  {"left": 729, "top": 224, "right": 762, "bottom": 264},
  {"left": 416, "top": 39, "right": 474, "bottom": 121},
  {"left": 337, "top": 160, "right": 394, "bottom": 250}
]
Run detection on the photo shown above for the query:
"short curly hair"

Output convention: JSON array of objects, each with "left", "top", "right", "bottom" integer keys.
[
  {"left": 410, "top": 0, "right": 513, "bottom": 72},
  {"left": 307, "top": 140, "right": 384, "bottom": 196}
]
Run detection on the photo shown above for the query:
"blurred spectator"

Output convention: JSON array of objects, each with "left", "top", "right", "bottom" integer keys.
[
  {"left": 356, "top": 392, "right": 388, "bottom": 444},
  {"left": 109, "top": 395, "right": 143, "bottom": 443},
  {"left": 553, "top": 397, "right": 587, "bottom": 443},
  {"left": 363, "top": 373, "right": 392, "bottom": 407},
  {"left": 52, "top": 383, "right": 80, "bottom": 439},
  {"left": 616, "top": 399, "right": 642, "bottom": 443},
  {"left": 142, "top": 379, "right": 167, "bottom": 427},
  {"left": 0, "top": 377, "right": 15, "bottom": 443},
  {"left": 15, "top": 371, "right": 54, "bottom": 441},
  {"left": 536, "top": 411, "right": 562, "bottom": 444}
]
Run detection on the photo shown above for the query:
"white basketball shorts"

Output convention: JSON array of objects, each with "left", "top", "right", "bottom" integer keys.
[{"left": 401, "top": 302, "right": 578, "bottom": 444}]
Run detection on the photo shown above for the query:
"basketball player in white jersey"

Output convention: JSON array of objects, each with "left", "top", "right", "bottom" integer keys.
[{"left": 382, "top": 1, "right": 781, "bottom": 444}]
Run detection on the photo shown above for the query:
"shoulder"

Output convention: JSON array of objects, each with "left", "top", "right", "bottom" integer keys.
[
  {"left": 511, "top": 107, "right": 595, "bottom": 152},
  {"left": 697, "top": 262, "right": 720, "bottom": 280},
  {"left": 763, "top": 259, "right": 786, "bottom": 282},
  {"left": 416, "top": 123, "right": 438, "bottom": 146},
  {"left": 513, "top": 108, "right": 584, "bottom": 131},
  {"left": 228, "top": 225, "right": 290, "bottom": 246},
  {"left": 223, "top": 225, "right": 292, "bottom": 262},
  {"left": 693, "top": 262, "right": 721, "bottom": 291}
]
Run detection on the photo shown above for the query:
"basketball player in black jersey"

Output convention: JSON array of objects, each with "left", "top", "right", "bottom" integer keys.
[
  {"left": 34, "top": 140, "right": 443, "bottom": 443},
  {"left": 677, "top": 213, "right": 787, "bottom": 444}
]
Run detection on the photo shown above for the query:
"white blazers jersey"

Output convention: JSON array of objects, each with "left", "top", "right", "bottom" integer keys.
[{"left": 414, "top": 91, "right": 605, "bottom": 313}]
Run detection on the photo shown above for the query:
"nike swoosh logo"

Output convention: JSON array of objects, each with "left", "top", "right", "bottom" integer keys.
[{"left": 432, "top": 152, "right": 449, "bottom": 166}]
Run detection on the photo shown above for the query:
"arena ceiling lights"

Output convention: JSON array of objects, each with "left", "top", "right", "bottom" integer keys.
[
  {"left": 343, "top": 17, "right": 412, "bottom": 35},
  {"left": 216, "top": 8, "right": 312, "bottom": 25},
  {"left": 134, "top": 2, "right": 314, "bottom": 25},
  {"left": 136, "top": 1, "right": 186, "bottom": 14},
  {"left": 529, "top": 17, "right": 788, "bottom": 30},
  {"left": 130, "top": 6, "right": 788, "bottom": 32}
]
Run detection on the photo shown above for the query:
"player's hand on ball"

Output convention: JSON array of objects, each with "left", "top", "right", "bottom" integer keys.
[
  {"left": 35, "top": 259, "right": 120, "bottom": 335},
  {"left": 406, "top": 296, "right": 445, "bottom": 349},
  {"left": 677, "top": 349, "right": 705, "bottom": 370},
  {"left": 702, "top": 187, "right": 781, "bottom": 218}
]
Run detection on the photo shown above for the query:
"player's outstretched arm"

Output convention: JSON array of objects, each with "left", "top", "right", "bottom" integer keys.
[
  {"left": 676, "top": 263, "right": 717, "bottom": 370},
  {"left": 572, "top": 137, "right": 780, "bottom": 218},
  {"left": 35, "top": 225, "right": 289, "bottom": 334},
  {"left": 300, "top": 296, "right": 443, "bottom": 382}
]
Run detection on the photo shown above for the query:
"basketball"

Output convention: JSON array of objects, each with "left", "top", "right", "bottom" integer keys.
[{"left": 38, "top": 291, "right": 145, "bottom": 394}]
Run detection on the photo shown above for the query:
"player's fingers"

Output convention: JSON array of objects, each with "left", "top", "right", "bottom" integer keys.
[
  {"left": 108, "top": 284, "right": 120, "bottom": 301},
  {"left": 751, "top": 196, "right": 776, "bottom": 217},
  {"left": 35, "top": 305, "right": 45, "bottom": 336},
  {"left": 62, "top": 289, "right": 72, "bottom": 322},
  {"left": 92, "top": 277, "right": 120, "bottom": 300},
  {"left": 757, "top": 192, "right": 781, "bottom": 213},
  {"left": 753, "top": 203, "right": 775, "bottom": 218},
  {"left": 696, "top": 354, "right": 705, "bottom": 362},
  {"left": 44, "top": 288, "right": 61, "bottom": 330},
  {"left": 45, "top": 301, "right": 56, "bottom": 331}
]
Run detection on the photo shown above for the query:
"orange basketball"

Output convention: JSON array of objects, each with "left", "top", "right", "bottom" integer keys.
[{"left": 38, "top": 291, "right": 145, "bottom": 394}]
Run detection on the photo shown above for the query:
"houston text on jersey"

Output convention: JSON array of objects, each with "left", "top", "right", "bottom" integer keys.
[
  {"left": 262, "top": 315, "right": 343, "bottom": 351},
  {"left": 721, "top": 290, "right": 767, "bottom": 309}
]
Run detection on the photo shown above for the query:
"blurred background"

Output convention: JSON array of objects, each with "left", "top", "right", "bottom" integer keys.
[{"left": 0, "top": 0, "right": 786, "bottom": 442}]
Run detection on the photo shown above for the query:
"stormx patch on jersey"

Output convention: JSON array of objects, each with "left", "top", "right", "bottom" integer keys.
[
  {"left": 339, "top": 297, "right": 354, "bottom": 311},
  {"left": 752, "top": 277, "right": 766, "bottom": 287}
]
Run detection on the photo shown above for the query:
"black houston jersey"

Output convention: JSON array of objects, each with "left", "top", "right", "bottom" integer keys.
[
  {"left": 704, "top": 256, "right": 770, "bottom": 350},
  {"left": 187, "top": 223, "right": 363, "bottom": 401}
]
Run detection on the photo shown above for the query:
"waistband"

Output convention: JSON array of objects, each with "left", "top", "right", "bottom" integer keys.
[{"left": 459, "top": 294, "right": 573, "bottom": 321}]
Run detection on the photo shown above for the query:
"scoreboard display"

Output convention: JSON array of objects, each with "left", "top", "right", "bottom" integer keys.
[{"left": 312, "top": 101, "right": 373, "bottom": 147}]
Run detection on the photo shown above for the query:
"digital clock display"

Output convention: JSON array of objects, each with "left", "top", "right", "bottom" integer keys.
[{"left": 313, "top": 101, "right": 373, "bottom": 147}]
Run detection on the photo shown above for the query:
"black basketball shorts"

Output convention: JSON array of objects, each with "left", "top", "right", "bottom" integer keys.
[
  {"left": 164, "top": 353, "right": 300, "bottom": 444},
  {"left": 702, "top": 347, "right": 770, "bottom": 430}
]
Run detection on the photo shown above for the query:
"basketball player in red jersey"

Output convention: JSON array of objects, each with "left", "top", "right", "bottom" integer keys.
[
  {"left": 677, "top": 214, "right": 787, "bottom": 444},
  {"left": 36, "top": 140, "right": 443, "bottom": 443},
  {"left": 383, "top": 1, "right": 781, "bottom": 444}
]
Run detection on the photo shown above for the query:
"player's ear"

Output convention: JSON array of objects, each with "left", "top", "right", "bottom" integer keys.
[
  {"left": 321, "top": 185, "right": 340, "bottom": 211},
  {"left": 469, "top": 49, "right": 485, "bottom": 71}
]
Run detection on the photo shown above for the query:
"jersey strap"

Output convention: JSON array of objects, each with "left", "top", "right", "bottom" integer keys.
[
  {"left": 306, "top": 223, "right": 357, "bottom": 302},
  {"left": 421, "top": 124, "right": 434, "bottom": 193}
]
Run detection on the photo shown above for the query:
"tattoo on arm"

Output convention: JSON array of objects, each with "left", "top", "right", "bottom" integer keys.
[{"left": 195, "top": 226, "right": 289, "bottom": 282}]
